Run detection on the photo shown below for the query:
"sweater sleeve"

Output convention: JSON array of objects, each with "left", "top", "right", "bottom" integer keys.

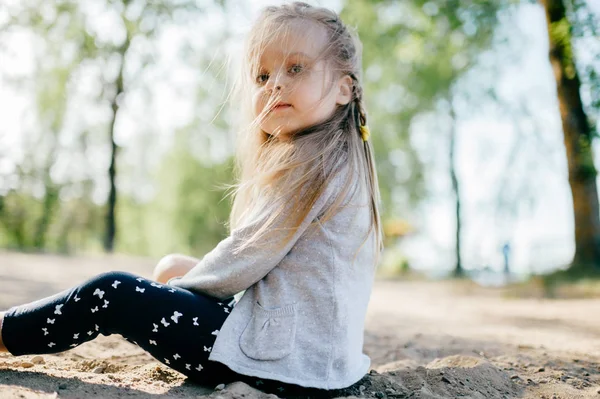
[{"left": 167, "top": 167, "right": 347, "bottom": 300}]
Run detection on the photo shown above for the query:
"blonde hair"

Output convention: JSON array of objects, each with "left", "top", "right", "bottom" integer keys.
[{"left": 225, "top": 1, "right": 383, "bottom": 264}]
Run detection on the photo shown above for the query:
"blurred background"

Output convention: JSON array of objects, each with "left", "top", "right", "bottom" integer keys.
[{"left": 1, "top": 0, "right": 599, "bottom": 287}]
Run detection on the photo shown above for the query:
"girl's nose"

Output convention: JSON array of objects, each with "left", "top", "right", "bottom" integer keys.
[
  {"left": 266, "top": 80, "right": 282, "bottom": 92},
  {"left": 266, "top": 71, "right": 285, "bottom": 92},
  {"left": 267, "top": 83, "right": 281, "bottom": 92}
]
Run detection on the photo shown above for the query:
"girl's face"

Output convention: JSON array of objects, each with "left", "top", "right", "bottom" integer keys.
[{"left": 251, "top": 21, "right": 352, "bottom": 140}]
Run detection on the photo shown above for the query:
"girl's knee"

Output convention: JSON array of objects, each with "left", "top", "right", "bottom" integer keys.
[
  {"left": 153, "top": 254, "right": 195, "bottom": 284},
  {"left": 88, "top": 271, "right": 138, "bottom": 287}
]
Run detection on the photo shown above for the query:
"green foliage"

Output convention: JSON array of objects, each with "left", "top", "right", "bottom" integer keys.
[
  {"left": 117, "top": 133, "right": 235, "bottom": 258},
  {"left": 341, "top": 0, "right": 505, "bottom": 218},
  {"left": 0, "top": 0, "right": 228, "bottom": 256},
  {"left": 0, "top": 189, "right": 103, "bottom": 254},
  {"left": 550, "top": 17, "right": 577, "bottom": 78},
  {"left": 0, "top": 191, "right": 43, "bottom": 249},
  {"left": 567, "top": 0, "right": 600, "bottom": 137}
]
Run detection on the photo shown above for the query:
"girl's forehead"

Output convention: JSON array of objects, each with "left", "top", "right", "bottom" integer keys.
[{"left": 256, "top": 20, "right": 328, "bottom": 64}]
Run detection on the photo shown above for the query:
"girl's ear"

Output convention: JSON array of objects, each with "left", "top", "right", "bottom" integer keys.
[{"left": 335, "top": 75, "right": 353, "bottom": 105}]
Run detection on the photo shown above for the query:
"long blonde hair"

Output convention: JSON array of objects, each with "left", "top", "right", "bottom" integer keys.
[{"left": 225, "top": 1, "right": 383, "bottom": 264}]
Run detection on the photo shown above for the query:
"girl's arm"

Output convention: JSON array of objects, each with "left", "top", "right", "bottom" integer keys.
[{"left": 167, "top": 167, "right": 348, "bottom": 300}]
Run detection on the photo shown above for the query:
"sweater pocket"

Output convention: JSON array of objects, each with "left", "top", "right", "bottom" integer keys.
[{"left": 239, "top": 301, "right": 297, "bottom": 361}]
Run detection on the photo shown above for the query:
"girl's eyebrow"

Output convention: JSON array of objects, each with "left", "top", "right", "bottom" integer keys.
[
  {"left": 286, "top": 51, "right": 313, "bottom": 59},
  {"left": 265, "top": 51, "right": 313, "bottom": 62},
  {"left": 257, "top": 51, "right": 314, "bottom": 69}
]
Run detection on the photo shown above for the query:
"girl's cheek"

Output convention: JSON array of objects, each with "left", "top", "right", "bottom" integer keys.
[{"left": 252, "top": 90, "right": 265, "bottom": 116}]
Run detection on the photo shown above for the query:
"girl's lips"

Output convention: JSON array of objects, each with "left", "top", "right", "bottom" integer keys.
[{"left": 271, "top": 104, "right": 291, "bottom": 112}]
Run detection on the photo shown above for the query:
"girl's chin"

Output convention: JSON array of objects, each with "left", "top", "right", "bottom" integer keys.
[
  {"left": 263, "top": 125, "right": 292, "bottom": 138},
  {"left": 272, "top": 131, "right": 293, "bottom": 141}
]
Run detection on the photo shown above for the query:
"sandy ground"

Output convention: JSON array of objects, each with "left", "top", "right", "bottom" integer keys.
[{"left": 0, "top": 251, "right": 599, "bottom": 398}]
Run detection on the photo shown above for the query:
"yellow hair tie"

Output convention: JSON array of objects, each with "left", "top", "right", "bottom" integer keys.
[{"left": 360, "top": 125, "right": 370, "bottom": 142}]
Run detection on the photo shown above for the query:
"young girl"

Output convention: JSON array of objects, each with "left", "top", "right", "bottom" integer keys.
[{"left": 0, "top": 2, "right": 383, "bottom": 396}]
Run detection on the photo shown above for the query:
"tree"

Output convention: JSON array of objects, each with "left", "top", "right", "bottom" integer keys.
[
  {"left": 98, "top": 1, "right": 209, "bottom": 252},
  {"left": 448, "top": 102, "right": 464, "bottom": 277},
  {"left": 540, "top": 0, "right": 600, "bottom": 274},
  {"left": 2, "top": 0, "right": 212, "bottom": 253}
]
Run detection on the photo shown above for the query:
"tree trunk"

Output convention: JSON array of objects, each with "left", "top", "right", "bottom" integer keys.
[
  {"left": 541, "top": 0, "right": 600, "bottom": 273},
  {"left": 449, "top": 103, "right": 464, "bottom": 277},
  {"left": 33, "top": 181, "right": 58, "bottom": 249},
  {"left": 103, "top": 45, "right": 128, "bottom": 253}
]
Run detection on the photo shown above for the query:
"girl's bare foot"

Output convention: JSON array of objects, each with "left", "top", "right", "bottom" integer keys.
[{"left": 0, "top": 312, "right": 7, "bottom": 352}]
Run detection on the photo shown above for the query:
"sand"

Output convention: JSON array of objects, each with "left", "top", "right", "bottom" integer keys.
[{"left": 0, "top": 251, "right": 599, "bottom": 398}]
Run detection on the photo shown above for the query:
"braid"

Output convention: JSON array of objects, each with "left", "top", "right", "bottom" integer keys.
[
  {"left": 355, "top": 96, "right": 367, "bottom": 127},
  {"left": 349, "top": 73, "right": 367, "bottom": 128}
]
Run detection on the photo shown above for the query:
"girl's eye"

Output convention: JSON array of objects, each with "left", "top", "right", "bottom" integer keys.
[
  {"left": 256, "top": 73, "right": 269, "bottom": 85},
  {"left": 289, "top": 64, "right": 304, "bottom": 74}
]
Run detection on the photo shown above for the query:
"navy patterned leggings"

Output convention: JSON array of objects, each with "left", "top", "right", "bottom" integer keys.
[{"left": 1, "top": 271, "right": 337, "bottom": 397}]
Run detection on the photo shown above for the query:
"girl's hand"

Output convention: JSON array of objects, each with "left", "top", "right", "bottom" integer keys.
[{"left": 153, "top": 254, "right": 200, "bottom": 284}]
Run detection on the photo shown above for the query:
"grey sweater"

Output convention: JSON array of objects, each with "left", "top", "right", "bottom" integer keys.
[{"left": 169, "top": 165, "right": 378, "bottom": 389}]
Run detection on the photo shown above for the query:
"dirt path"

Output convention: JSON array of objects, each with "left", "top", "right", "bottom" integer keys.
[{"left": 0, "top": 252, "right": 599, "bottom": 398}]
